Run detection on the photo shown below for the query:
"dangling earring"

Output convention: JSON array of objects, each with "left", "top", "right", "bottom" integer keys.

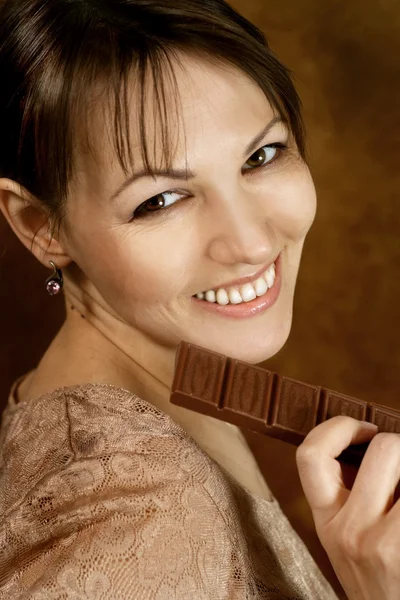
[{"left": 45, "top": 261, "right": 64, "bottom": 296}]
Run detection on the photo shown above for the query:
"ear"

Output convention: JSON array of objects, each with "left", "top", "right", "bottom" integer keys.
[{"left": 0, "top": 178, "right": 72, "bottom": 269}]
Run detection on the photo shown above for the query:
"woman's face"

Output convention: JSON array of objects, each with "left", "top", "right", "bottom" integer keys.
[{"left": 62, "top": 53, "right": 316, "bottom": 365}]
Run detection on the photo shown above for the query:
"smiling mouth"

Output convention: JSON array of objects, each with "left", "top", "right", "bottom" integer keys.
[{"left": 193, "top": 260, "right": 277, "bottom": 306}]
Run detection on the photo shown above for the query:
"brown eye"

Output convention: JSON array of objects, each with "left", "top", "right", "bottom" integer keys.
[
  {"left": 133, "top": 190, "right": 184, "bottom": 219},
  {"left": 243, "top": 143, "right": 285, "bottom": 171},
  {"left": 146, "top": 194, "right": 166, "bottom": 211},
  {"left": 247, "top": 148, "right": 269, "bottom": 168}
]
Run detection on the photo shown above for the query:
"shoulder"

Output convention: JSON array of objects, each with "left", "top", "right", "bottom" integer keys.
[
  {"left": 0, "top": 382, "right": 200, "bottom": 510},
  {"left": 0, "top": 384, "right": 240, "bottom": 598},
  {"left": 2, "top": 381, "right": 186, "bottom": 456}
]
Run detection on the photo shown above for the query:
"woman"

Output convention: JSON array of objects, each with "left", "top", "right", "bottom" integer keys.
[{"left": 0, "top": 0, "right": 398, "bottom": 598}]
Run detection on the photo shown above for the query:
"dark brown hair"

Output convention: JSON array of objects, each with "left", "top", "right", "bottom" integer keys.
[{"left": 0, "top": 0, "right": 306, "bottom": 239}]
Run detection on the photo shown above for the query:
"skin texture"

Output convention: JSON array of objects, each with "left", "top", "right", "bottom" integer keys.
[
  {"left": 297, "top": 417, "right": 400, "bottom": 600},
  {"left": 0, "top": 53, "right": 316, "bottom": 401}
]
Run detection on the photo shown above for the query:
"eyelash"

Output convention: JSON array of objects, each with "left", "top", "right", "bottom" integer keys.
[{"left": 132, "top": 142, "right": 288, "bottom": 220}]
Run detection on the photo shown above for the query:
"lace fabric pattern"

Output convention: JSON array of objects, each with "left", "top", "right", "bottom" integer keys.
[{"left": 0, "top": 382, "right": 338, "bottom": 599}]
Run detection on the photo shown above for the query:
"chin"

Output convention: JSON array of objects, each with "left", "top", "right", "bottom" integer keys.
[
  {"left": 185, "top": 317, "right": 293, "bottom": 366},
  {"left": 233, "top": 327, "right": 291, "bottom": 365}
]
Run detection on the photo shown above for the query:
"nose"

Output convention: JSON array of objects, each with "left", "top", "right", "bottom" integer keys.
[{"left": 205, "top": 186, "right": 276, "bottom": 266}]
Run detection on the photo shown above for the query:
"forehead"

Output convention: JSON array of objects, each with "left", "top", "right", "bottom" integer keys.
[
  {"left": 74, "top": 53, "right": 275, "bottom": 195},
  {"left": 168, "top": 54, "right": 274, "bottom": 147}
]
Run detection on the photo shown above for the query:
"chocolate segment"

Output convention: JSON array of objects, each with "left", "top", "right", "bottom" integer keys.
[
  {"left": 269, "top": 377, "right": 321, "bottom": 445},
  {"left": 171, "top": 342, "right": 399, "bottom": 467},
  {"left": 178, "top": 342, "right": 226, "bottom": 407},
  {"left": 369, "top": 405, "right": 400, "bottom": 433},
  {"left": 221, "top": 361, "right": 274, "bottom": 433},
  {"left": 320, "top": 391, "right": 368, "bottom": 421}
]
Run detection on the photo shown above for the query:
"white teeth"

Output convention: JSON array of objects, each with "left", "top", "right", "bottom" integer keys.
[
  {"left": 228, "top": 288, "right": 243, "bottom": 304},
  {"left": 205, "top": 290, "right": 216, "bottom": 303},
  {"left": 216, "top": 289, "right": 229, "bottom": 305},
  {"left": 239, "top": 283, "right": 257, "bottom": 303},
  {"left": 265, "top": 267, "right": 275, "bottom": 288},
  {"left": 254, "top": 277, "right": 268, "bottom": 297},
  {"left": 196, "top": 260, "right": 277, "bottom": 305}
]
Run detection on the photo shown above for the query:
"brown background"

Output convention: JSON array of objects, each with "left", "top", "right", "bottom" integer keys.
[{"left": 1, "top": 1, "right": 399, "bottom": 598}]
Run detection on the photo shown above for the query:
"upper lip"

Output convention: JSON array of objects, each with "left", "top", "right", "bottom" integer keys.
[{"left": 201, "top": 254, "right": 279, "bottom": 293}]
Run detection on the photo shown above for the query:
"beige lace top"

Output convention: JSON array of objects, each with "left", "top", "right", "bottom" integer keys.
[{"left": 0, "top": 377, "right": 338, "bottom": 599}]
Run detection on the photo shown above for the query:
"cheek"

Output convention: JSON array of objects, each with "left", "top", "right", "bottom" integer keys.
[
  {"left": 64, "top": 204, "right": 189, "bottom": 306},
  {"left": 269, "top": 170, "right": 317, "bottom": 241},
  {"left": 87, "top": 229, "right": 192, "bottom": 303}
]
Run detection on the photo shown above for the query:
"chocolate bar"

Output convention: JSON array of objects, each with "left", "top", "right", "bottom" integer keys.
[{"left": 170, "top": 342, "right": 400, "bottom": 466}]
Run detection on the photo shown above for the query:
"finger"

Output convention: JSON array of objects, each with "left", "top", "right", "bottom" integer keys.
[
  {"left": 296, "top": 416, "right": 378, "bottom": 525},
  {"left": 342, "top": 433, "right": 400, "bottom": 526}
]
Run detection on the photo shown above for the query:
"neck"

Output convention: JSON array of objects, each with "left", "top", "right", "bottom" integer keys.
[
  {"left": 39, "top": 292, "right": 186, "bottom": 421},
  {"left": 21, "top": 289, "right": 258, "bottom": 492},
  {"left": 54, "top": 302, "right": 233, "bottom": 448}
]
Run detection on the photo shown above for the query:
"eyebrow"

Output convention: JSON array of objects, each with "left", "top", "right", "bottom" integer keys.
[{"left": 110, "top": 115, "right": 283, "bottom": 201}]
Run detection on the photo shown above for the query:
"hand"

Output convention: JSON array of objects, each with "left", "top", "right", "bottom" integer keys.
[{"left": 296, "top": 416, "right": 400, "bottom": 600}]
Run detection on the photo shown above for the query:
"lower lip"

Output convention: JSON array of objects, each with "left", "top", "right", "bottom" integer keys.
[{"left": 191, "top": 254, "right": 282, "bottom": 319}]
